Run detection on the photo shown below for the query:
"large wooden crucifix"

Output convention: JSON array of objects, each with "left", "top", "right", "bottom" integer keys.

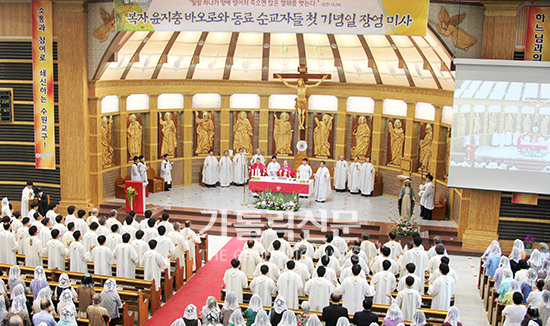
[{"left": 275, "top": 65, "right": 330, "bottom": 138}]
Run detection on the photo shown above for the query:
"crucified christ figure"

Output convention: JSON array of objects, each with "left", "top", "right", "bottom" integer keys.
[{"left": 277, "top": 74, "right": 328, "bottom": 130}]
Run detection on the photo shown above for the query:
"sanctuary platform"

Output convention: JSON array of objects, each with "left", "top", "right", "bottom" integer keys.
[{"left": 101, "top": 185, "right": 480, "bottom": 256}]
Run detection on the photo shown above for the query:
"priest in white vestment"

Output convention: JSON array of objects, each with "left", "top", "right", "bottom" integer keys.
[
  {"left": 394, "top": 276, "right": 422, "bottom": 321},
  {"left": 182, "top": 221, "right": 201, "bottom": 270},
  {"left": 90, "top": 235, "right": 114, "bottom": 276},
  {"left": 113, "top": 234, "right": 139, "bottom": 279},
  {"left": 359, "top": 157, "right": 375, "bottom": 196},
  {"left": 153, "top": 225, "right": 175, "bottom": 262},
  {"left": 296, "top": 159, "right": 313, "bottom": 181},
  {"left": 16, "top": 219, "right": 30, "bottom": 254},
  {"left": 20, "top": 182, "right": 34, "bottom": 218},
  {"left": 250, "top": 264, "right": 277, "bottom": 307},
  {"left": 491, "top": 133, "right": 500, "bottom": 146},
  {"left": 314, "top": 161, "right": 331, "bottom": 202},
  {"left": 218, "top": 150, "right": 233, "bottom": 187},
  {"left": 44, "top": 229, "right": 69, "bottom": 270},
  {"left": 166, "top": 223, "right": 189, "bottom": 268},
  {"left": 253, "top": 253, "right": 280, "bottom": 281},
  {"left": 419, "top": 175, "right": 434, "bottom": 220},
  {"left": 233, "top": 148, "right": 248, "bottom": 185},
  {"left": 336, "top": 265, "right": 375, "bottom": 314},
  {"left": 251, "top": 148, "right": 265, "bottom": 166},
  {"left": 131, "top": 230, "right": 149, "bottom": 268},
  {"left": 239, "top": 240, "right": 262, "bottom": 277},
  {"left": 105, "top": 225, "right": 122, "bottom": 252},
  {"left": 427, "top": 244, "right": 446, "bottom": 275},
  {"left": 68, "top": 231, "right": 88, "bottom": 273},
  {"left": 304, "top": 266, "right": 336, "bottom": 311},
  {"left": 428, "top": 263, "right": 455, "bottom": 310},
  {"left": 23, "top": 226, "right": 43, "bottom": 267},
  {"left": 202, "top": 150, "right": 219, "bottom": 187},
  {"left": 223, "top": 258, "right": 248, "bottom": 303},
  {"left": 131, "top": 156, "right": 140, "bottom": 181},
  {"left": 360, "top": 233, "right": 378, "bottom": 265},
  {"left": 82, "top": 224, "right": 99, "bottom": 253},
  {"left": 266, "top": 156, "right": 281, "bottom": 176},
  {"left": 160, "top": 154, "right": 173, "bottom": 191},
  {"left": 399, "top": 237, "right": 428, "bottom": 279},
  {"left": 142, "top": 240, "right": 168, "bottom": 290},
  {"left": 397, "top": 263, "right": 424, "bottom": 294},
  {"left": 260, "top": 222, "right": 277, "bottom": 251},
  {"left": 0, "top": 222, "right": 17, "bottom": 264},
  {"left": 334, "top": 156, "right": 349, "bottom": 192},
  {"left": 371, "top": 260, "right": 397, "bottom": 305},
  {"left": 312, "top": 256, "right": 338, "bottom": 286},
  {"left": 241, "top": 232, "right": 265, "bottom": 256},
  {"left": 348, "top": 157, "right": 362, "bottom": 194},
  {"left": 277, "top": 261, "right": 303, "bottom": 309},
  {"left": 293, "top": 231, "right": 315, "bottom": 258}
]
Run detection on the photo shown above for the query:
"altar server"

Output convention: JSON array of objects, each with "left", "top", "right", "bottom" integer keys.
[
  {"left": 277, "top": 261, "right": 303, "bottom": 309},
  {"left": 239, "top": 240, "right": 261, "bottom": 278},
  {"left": 21, "top": 182, "right": 34, "bottom": 218},
  {"left": 90, "top": 235, "right": 114, "bottom": 276},
  {"left": 44, "top": 229, "right": 69, "bottom": 270},
  {"left": 428, "top": 263, "right": 455, "bottom": 310},
  {"left": 161, "top": 154, "right": 173, "bottom": 191},
  {"left": 314, "top": 161, "right": 331, "bottom": 203},
  {"left": 113, "top": 233, "right": 138, "bottom": 279},
  {"left": 0, "top": 222, "right": 17, "bottom": 264},
  {"left": 334, "top": 156, "right": 349, "bottom": 192},
  {"left": 297, "top": 158, "right": 312, "bottom": 180},
  {"left": 233, "top": 148, "right": 248, "bottom": 186},
  {"left": 371, "top": 260, "right": 396, "bottom": 305},
  {"left": 250, "top": 265, "right": 277, "bottom": 307},
  {"left": 218, "top": 150, "right": 233, "bottom": 187},
  {"left": 337, "top": 265, "right": 375, "bottom": 314},
  {"left": 348, "top": 157, "right": 362, "bottom": 194},
  {"left": 203, "top": 150, "right": 219, "bottom": 188},
  {"left": 69, "top": 231, "right": 88, "bottom": 273},
  {"left": 359, "top": 157, "right": 375, "bottom": 196},
  {"left": 395, "top": 276, "right": 422, "bottom": 321},
  {"left": 223, "top": 259, "right": 248, "bottom": 303},
  {"left": 304, "top": 266, "right": 336, "bottom": 311},
  {"left": 24, "top": 225, "right": 43, "bottom": 267},
  {"left": 266, "top": 156, "right": 281, "bottom": 176}
]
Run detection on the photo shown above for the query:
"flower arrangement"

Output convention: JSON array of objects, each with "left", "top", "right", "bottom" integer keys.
[
  {"left": 254, "top": 190, "right": 301, "bottom": 211},
  {"left": 389, "top": 214, "right": 419, "bottom": 236},
  {"left": 524, "top": 235, "right": 535, "bottom": 249},
  {"left": 126, "top": 187, "right": 138, "bottom": 209}
]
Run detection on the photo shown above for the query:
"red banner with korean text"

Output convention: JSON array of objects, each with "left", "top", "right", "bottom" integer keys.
[
  {"left": 525, "top": 7, "right": 550, "bottom": 62},
  {"left": 32, "top": 0, "right": 55, "bottom": 169}
]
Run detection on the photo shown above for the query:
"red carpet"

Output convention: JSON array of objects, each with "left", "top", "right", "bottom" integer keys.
[{"left": 146, "top": 237, "right": 246, "bottom": 326}]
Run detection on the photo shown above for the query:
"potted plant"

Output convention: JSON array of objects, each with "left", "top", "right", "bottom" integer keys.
[
  {"left": 524, "top": 235, "right": 535, "bottom": 255},
  {"left": 389, "top": 214, "right": 419, "bottom": 237}
]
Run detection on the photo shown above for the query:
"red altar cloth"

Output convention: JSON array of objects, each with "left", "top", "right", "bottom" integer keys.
[
  {"left": 518, "top": 143, "right": 548, "bottom": 150},
  {"left": 465, "top": 144, "right": 476, "bottom": 160},
  {"left": 249, "top": 179, "right": 311, "bottom": 194},
  {"left": 125, "top": 180, "right": 145, "bottom": 214}
]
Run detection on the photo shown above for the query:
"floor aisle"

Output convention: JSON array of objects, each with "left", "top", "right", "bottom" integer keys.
[{"left": 145, "top": 236, "right": 245, "bottom": 326}]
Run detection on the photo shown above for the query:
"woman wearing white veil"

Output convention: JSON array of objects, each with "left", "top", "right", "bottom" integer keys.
[
  {"left": 172, "top": 319, "right": 186, "bottom": 326},
  {"left": 1, "top": 197, "right": 11, "bottom": 217},
  {"left": 58, "top": 306, "right": 78, "bottom": 326},
  {"left": 183, "top": 304, "right": 202, "bottom": 326},
  {"left": 222, "top": 292, "right": 241, "bottom": 326},
  {"left": 32, "top": 287, "right": 55, "bottom": 315},
  {"left": 537, "top": 290, "right": 550, "bottom": 325},
  {"left": 269, "top": 295, "right": 287, "bottom": 326},
  {"left": 57, "top": 288, "right": 77, "bottom": 318},
  {"left": 442, "top": 306, "right": 461, "bottom": 326},
  {"left": 509, "top": 239, "right": 526, "bottom": 260},
  {"left": 206, "top": 310, "right": 223, "bottom": 326},
  {"left": 520, "top": 269, "right": 538, "bottom": 304},
  {"left": 10, "top": 283, "right": 25, "bottom": 301},
  {"left": 540, "top": 243, "right": 549, "bottom": 261},
  {"left": 201, "top": 296, "right": 221, "bottom": 324},
  {"left": 494, "top": 257, "right": 511, "bottom": 290},
  {"left": 502, "top": 280, "right": 521, "bottom": 306},
  {"left": 278, "top": 310, "right": 297, "bottom": 326},
  {"left": 0, "top": 295, "right": 8, "bottom": 325},
  {"left": 100, "top": 278, "right": 123, "bottom": 325},
  {"left": 381, "top": 304, "right": 404, "bottom": 326},
  {"left": 55, "top": 273, "right": 77, "bottom": 301},
  {"left": 304, "top": 315, "right": 320, "bottom": 326},
  {"left": 509, "top": 248, "right": 522, "bottom": 275},
  {"left": 529, "top": 249, "right": 543, "bottom": 273},
  {"left": 228, "top": 310, "right": 246, "bottom": 326},
  {"left": 335, "top": 317, "right": 350, "bottom": 326},
  {"left": 498, "top": 269, "right": 514, "bottom": 301},
  {"left": 539, "top": 260, "right": 550, "bottom": 280},
  {"left": 252, "top": 310, "right": 271, "bottom": 326},
  {"left": 30, "top": 266, "right": 49, "bottom": 300},
  {"left": 7, "top": 294, "right": 31, "bottom": 326},
  {"left": 410, "top": 310, "right": 428, "bottom": 326},
  {"left": 8, "top": 266, "right": 25, "bottom": 294},
  {"left": 244, "top": 294, "right": 264, "bottom": 326},
  {"left": 483, "top": 240, "right": 500, "bottom": 262}
]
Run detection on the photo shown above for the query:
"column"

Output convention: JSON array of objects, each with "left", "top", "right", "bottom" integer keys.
[
  {"left": 432, "top": 106, "right": 446, "bottom": 180},
  {"left": 334, "top": 97, "right": 347, "bottom": 158},
  {"left": 146, "top": 95, "right": 159, "bottom": 162},
  {"left": 89, "top": 97, "right": 102, "bottom": 206},
  {"left": 220, "top": 95, "right": 231, "bottom": 153},
  {"left": 403, "top": 102, "right": 419, "bottom": 170},
  {"left": 481, "top": 1, "right": 522, "bottom": 60},
  {"left": 115, "top": 96, "right": 128, "bottom": 176},
  {"left": 258, "top": 96, "right": 269, "bottom": 155},
  {"left": 55, "top": 0, "right": 92, "bottom": 210},
  {"left": 370, "top": 99, "right": 384, "bottom": 166},
  {"left": 182, "top": 95, "right": 194, "bottom": 186}
]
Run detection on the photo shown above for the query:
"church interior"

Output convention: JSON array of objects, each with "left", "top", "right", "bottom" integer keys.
[{"left": 1, "top": 0, "right": 549, "bottom": 325}]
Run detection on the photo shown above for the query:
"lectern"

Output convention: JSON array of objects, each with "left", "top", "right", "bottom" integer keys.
[{"left": 125, "top": 180, "right": 145, "bottom": 214}]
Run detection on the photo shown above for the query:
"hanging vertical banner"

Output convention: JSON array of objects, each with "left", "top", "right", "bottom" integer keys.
[
  {"left": 114, "top": 0, "right": 429, "bottom": 36},
  {"left": 525, "top": 7, "right": 550, "bottom": 61},
  {"left": 32, "top": 0, "right": 55, "bottom": 169}
]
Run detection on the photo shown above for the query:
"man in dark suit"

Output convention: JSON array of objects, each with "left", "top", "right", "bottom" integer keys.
[
  {"left": 36, "top": 188, "right": 49, "bottom": 216},
  {"left": 353, "top": 298, "right": 379, "bottom": 326},
  {"left": 322, "top": 292, "right": 349, "bottom": 326}
]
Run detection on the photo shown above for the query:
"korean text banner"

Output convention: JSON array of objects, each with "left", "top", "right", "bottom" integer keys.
[
  {"left": 115, "top": 0, "right": 429, "bottom": 36},
  {"left": 525, "top": 7, "right": 550, "bottom": 61},
  {"left": 32, "top": 0, "right": 56, "bottom": 170}
]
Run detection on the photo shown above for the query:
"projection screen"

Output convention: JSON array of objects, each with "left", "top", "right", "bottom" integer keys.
[{"left": 448, "top": 59, "right": 550, "bottom": 195}]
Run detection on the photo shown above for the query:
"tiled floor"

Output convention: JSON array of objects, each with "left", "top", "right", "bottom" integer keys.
[
  {"left": 205, "top": 235, "right": 488, "bottom": 326},
  {"left": 113, "top": 185, "right": 456, "bottom": 227}
]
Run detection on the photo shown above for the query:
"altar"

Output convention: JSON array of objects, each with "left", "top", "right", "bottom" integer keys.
[{"left": 249, "top": 176, "right": 314, "bottom": 200}]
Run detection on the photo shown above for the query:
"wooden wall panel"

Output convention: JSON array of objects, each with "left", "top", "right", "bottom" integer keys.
[
  {"left": 378, "top": 167, "right": 401, "bottom": 197},
  {"left": 0, "top": 3, "right": 32, "bottom": 37},
  {"left": 102, "top": 168, "right": 120, "bottom": 201}
]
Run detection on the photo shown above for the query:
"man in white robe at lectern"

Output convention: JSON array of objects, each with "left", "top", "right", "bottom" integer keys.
[
  {"left": 160, "top": 154, "right": 172, "bottom": 191},
  {"left": 233, "top": 148, "right": 248, "bottom": 186},
  {"left": 202, "top": 150, "right": 219, "bottom": 188},
  {"left": 266, "top": 156, "right": 281, "bottom": 177},
  {"left": 20, "top": 182, "right": 34, "bottom": 218},
  {"left": 314, "top": 161, "right": 331, "bottom": 203},
  {"left": 334, "top": 156, "right": 348, "bottom": 192},
  {"left": 359, "top": 157, "right": 375, "bottom": 196},
  {"left": 348, "top": 157, "right": 362, "bottom": 194},
  {"left": 218, "top": 150, "right": 233, "bottom": 187},
  {"left": 131, "top": 156, "right": 140, "bottom": 181}
]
